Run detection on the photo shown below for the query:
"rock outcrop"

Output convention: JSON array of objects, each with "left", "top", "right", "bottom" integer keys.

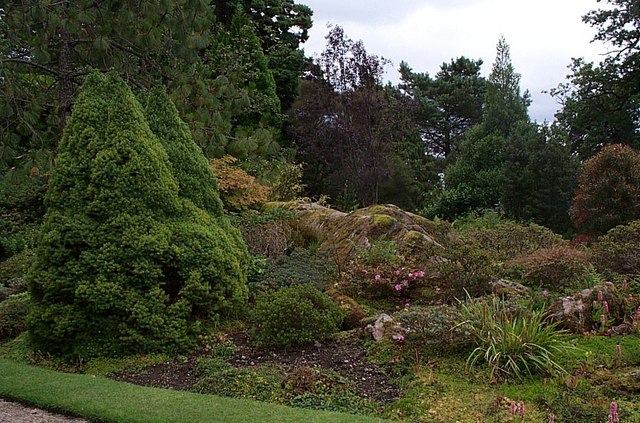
[{"left": 264, "top": 202, "right": 450, "bottom": 263}]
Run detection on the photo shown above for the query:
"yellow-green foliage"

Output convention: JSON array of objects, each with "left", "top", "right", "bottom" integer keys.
[
  {"left": 210, "top": 156, "right": 269, "bottom": 212},
  {"left": 28, "top": 72, "right": 248, "bottom": 359},
  {"left": 249, "top": 285, "right": 345, "bottom": 348},
  {"left": 140, "top": 87, "right": 224, "bottom": 217}
]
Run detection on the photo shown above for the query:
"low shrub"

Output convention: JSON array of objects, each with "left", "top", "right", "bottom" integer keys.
[
  {"left": 459, "top": 295, "right": 569, "bottom": 380},
  {"left": 194, "top": 358, "right": 285, "bottom": 402},
  {"left": 249, "top": 285, "right": 345, "bottom": 348},
  {"left": 430, "top": 237, "right": 496, "bottom": 301},
  {"left": 0, "top": 292, "right": 30, "bottom": 339},
  {"left": 393, "top": 305, "right": 470, "bottom": 354},
  {"left": 0, "top": 249, "right": 34, "bottom": 299},
  {"left": 325, "top": 289, "right": 367, "bottom": 330},
  {"left": 590, "top": 220, "right": 640, "bottom": 276},
  {"left": 341, "top": 261, "right": 428, "bottom": 302},
  {"left": 506, "top": 245, "right": 591, "bottom": 290},
  {"left": 253, "top": 248, "right": 338, "bottom": 294},
  {"left": 460, "top": 220, "right": 565, "bottom": 262}
]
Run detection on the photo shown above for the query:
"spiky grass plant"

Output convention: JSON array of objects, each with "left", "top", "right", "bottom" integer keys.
[{"left": 459, "top": 295, "right": 570, "bottom": 380}]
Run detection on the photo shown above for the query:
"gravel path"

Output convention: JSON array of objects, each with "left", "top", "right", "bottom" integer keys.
[{"left": 0, "top": 399, "right": 90, "bottom": 423}]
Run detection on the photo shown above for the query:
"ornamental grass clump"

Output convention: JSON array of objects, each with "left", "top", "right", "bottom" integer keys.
[{"left": 459, "top": 295, "right": 570, "bottom": 380}]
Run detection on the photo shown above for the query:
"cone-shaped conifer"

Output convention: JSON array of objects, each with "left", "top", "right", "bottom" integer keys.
[{"left": 28, "top": 72, "right": 248, "bottom": 358}]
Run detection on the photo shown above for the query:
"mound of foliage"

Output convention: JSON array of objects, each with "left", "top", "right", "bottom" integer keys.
[{"left": 28, "top": 72, "right": 248, "bottom": 359}]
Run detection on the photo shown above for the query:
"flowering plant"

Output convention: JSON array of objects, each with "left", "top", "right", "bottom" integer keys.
[{"left": 352, "top": 264, "right": 427, "bottom": 300}]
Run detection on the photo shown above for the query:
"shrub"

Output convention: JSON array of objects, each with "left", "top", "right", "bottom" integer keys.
[
  {"left": 210, "top": 156, "right": 269, "bottom": 212},
  {"left": 0, "top": 249, "right": 34, "bottom": 299},
  {"left": 249, "top": 285, "right": 345, "bottom": 348},
  {"left": 430, "top": 237, "right": 496, "bottom": 301},
  {"left": 253, "top": 248, "right": 338, "bottom": 294},
  {"left": 194, "top": 358, "right": 285, "bottom": 402},
  {"left": 459, "top": 295, "right": 569, "bottom": 380},
  {"left": 0, "top": 175, "right": 47, "bottom": 260},
  {"left": 28, "top": 72, "right": 248, "bottom": 359},
  {"left": 571, "top": 144, "right": 640, "bottom": 237},
  {"left": 506, "top": 245, "right": 591, "bottom": 289},
  {"left": 0, "top": 292, "right": 30, "bottom": 339},
  {"left": 268, "top": 161, "right": 305, "bottom": 202},
  {"left": 232, "top": 208, "right": 296, "bottom": 259},
  {"left": 460, "top": 221, "right": 565, "bottom": 262},
  {"left": 590, "top": 220, "right": 640, "bottom": 275},
  {"left": 393, "top": 305, "right": 470, "bottom": 354},
  {"left": 140, "top": 87, "right": 224, "bottom": 218}
]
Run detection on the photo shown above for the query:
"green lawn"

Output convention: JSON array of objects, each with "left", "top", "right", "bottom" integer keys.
[{"left": 0, "top": 359, "right": 390, "bottom": 423}]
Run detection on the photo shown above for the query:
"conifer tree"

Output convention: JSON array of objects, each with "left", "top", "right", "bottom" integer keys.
[{"left": 28, "top": 72, "right": 248, "bottom": 358}]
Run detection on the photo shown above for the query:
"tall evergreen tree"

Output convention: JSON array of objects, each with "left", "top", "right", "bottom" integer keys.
[
  {"left": 399, "top": 57, "right": 486, "bottom": 159},
  {"left": 429, "top": 36, "right": 529, "bottom": 219},
  {"left": 28, "top": 72, "right": 248, "bottom": 359},
  {"left": 501, "top": 123, "right": 579, "bottom": 233}
]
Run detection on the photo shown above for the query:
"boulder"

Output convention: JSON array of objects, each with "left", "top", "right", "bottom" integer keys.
[
  {"left": 364, "top": 313, "right": 406, "bottom": 341},
  {"left": 264, "top": 201, "right": 450, "bottom": 264},
  {"left": 546, "top": 282, "right": 625, "bottom": 333},
  {"left": 490, "top": 279, "right": 531, "bottom": 297}
]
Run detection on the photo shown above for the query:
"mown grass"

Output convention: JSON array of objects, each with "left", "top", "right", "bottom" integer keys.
[{"left": 0, "top": 359, "right": 390, "bottom": 423}]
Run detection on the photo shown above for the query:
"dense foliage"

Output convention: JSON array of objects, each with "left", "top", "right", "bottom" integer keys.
[
  {"left": 28, "top": 72, "right": 248, "bottom": 358},
  {"left": 249, "top": 285, "right": 345, "bottom": 348},
  {"left": 571, "top": 144, "right": 640, "bottom": 237}
]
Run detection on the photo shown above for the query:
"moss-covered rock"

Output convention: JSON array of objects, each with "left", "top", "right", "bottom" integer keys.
[{"left": 264, "top": 202, "right": 449, "bottom": 263}]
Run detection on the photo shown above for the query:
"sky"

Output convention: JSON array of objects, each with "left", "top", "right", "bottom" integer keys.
[{"left": 300, "top": 0, "right": 612, "bottom": 122}]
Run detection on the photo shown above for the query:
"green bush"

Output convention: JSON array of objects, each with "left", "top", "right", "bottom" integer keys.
[
  {"left": 590, "top": 220, "right": 640, "bottom": 276},
  {"left": 431, "top": 237, "right": 496, "bottom": 301},
  {"left": 460, "top": 221, "right": 565, "bottom": 262},
  {"left": 253, "top": 248, "right": 338, "bottom": 294},
  {"left": 394, "top": 305, "right": 469, "bottom": 354},
  {"left": 0, "top": 250, "right": 33, "bottom": 300},
  {"left": 249, "top": 285, "right": 345, "bottom": 348},
  {"left": 28, "top": 72, "right": 248, "bottom": 359},
  {"left": 506, "top": 245, "right": 591, "bottom": 289},
  {"left": 459, "top": 295, "right": 569, "bottom": 380},
  {"left": 0, "top": 175, "right": 46, "bottom": 260},
  {"left": 0, "top": 292, "right": 30, "bottom": 339},
  {"left": 194, "top": 358, "right": 285, "bottom": 402}
]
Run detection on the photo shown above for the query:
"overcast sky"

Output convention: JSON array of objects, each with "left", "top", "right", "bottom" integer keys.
[{"left": 300, "top": 0, "right": 612, "bottom": 122}]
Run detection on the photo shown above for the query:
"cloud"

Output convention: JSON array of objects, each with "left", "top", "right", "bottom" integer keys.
[{"left": 301, "top": 0, "right": 609, "bottom": 121}]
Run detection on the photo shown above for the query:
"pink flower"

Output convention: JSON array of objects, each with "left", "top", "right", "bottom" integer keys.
[
  {"left": 408, "top": 272, "right": 414, "bottom": 279},
  {"left": 517, "top": 401, "right": 525, "bottom": 417},
  {"left": 394, "top": 284, "right": 402, "bottom": 291},
  {"left": 374, "top": 274, "right": 381, "bottom": 281},
  {"left": 636, "top": 306, "right": 640, "bottom": 320},
  {"left": 603, "top": 300, "right": 610, "bottom": 315},
  {"left": 542, "top": 289, "right": 550, "bottom": 298},
  {"left": 417, "top": 270, "right": 426, "bottom": 278},
  {"left": 404, "top": 301, "right": 411, "bottom": 309},
  {"left": 609, "top": 401, "right": 619, "bottom": 423},
  {"left": 362, "top": 269, "right": 368, "bottom": 274},
  {"left": 549, "top": 414, "right": 555, "bottom": 423},
  {"left": 394, "top": 269, "right": 401, "bottom": 275},
  {"left": 622, "top": 278, "right": 628, "bottom": 292},
  {"left": 510, "top": 401, "right": 517, "bottom": 414},
  {"left": 392, "top": 333, "right": 405, "bottom": 344}
]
